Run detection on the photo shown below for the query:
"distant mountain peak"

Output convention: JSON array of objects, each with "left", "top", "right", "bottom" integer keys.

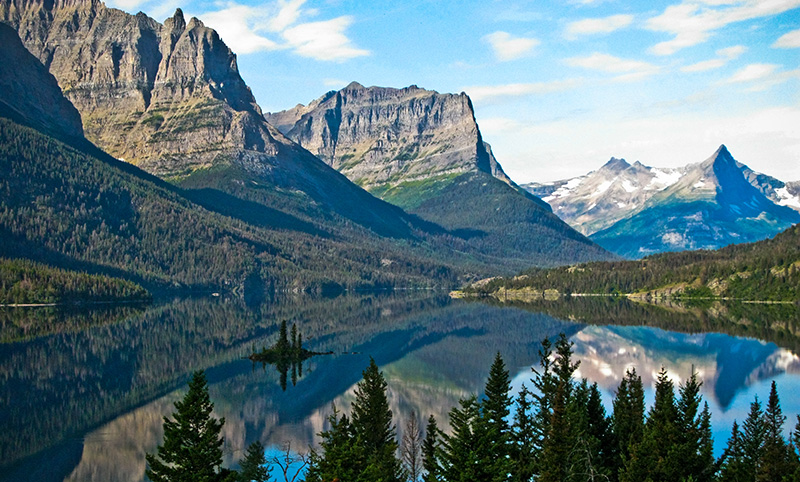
[{"left": 601, "top": 157, "right": 630, "bottom": 172}]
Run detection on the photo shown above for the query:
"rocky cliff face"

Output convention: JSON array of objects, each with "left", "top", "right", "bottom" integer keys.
[
  {"left": 0, "top": 22, "right": 83, "bottom": 140},
  {"left": 267, "top": 82, "right": 514, "bottom": 200},
  {"left": 1, "top": 0, "right": 295, "bottom": 177}
]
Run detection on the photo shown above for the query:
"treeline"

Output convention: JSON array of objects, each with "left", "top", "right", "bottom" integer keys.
[
  {"left": 147, "top": 335, "right": 800, "bottom": 482},
  {"left": 465, "top": 223, "right": 800, "bottom": 301},
  {"left": 0, "top": 257, "right": 150, "bottom": 304}
]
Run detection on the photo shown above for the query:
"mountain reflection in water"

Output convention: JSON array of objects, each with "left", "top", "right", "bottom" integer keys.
[{"left": 1, "top": 294, "right": 798, "bottom": 482}]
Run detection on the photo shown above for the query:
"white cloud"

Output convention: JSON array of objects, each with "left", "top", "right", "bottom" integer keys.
[
  {"left": 564, "top": 53, "right": 659, "bottom": 79},
  {"left": 681, "top": 44, "right": 746, "bottom": 72},
  {"left": 483, "top": 31, "right": 540, "bottom": 62},
  {"left": 565, "top": 14, "right": 634, "bottom": 38},
  {"left": 773, "top": 28, "right": 800, "bottom": 48},
  {"left": 646, "top": 0, "right": 800, "bottom": 56},
  {"left": 727, "top": 63, "right": 779, "bottom": 83},
  {"left": 717, "top": 45, "right": 747, "bottom": 58},
  {"left": 195, "top": 0, "right": 368, "bottom": 60},
  {"left": 283, "top": 17, "right": 369, "bottom": 61},
  {"left": 463, "top": 79, "right": 584, "bottom": 101},
  {"left": 681, "top": 59, "right": 727, "bottom": 72}
]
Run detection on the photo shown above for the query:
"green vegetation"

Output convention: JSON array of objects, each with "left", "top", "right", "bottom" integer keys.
[
  {"left": 304, "top": 339, "right": 800, "bottom": 481},
  {"left": 249, "top": 320, "right": 331, "bottom": 390},
  {"left": 464, "top": 222, "right": 800, "bottom": 301},
  {"left": 0, "top": 257, "right": 150, "bottom": 305},
  {"left": 368, "top": 173, "right": 461, "bottom": 210}
]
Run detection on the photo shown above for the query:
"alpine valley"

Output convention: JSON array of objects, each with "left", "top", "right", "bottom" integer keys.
[{"left": 525, "top": 146, "right": 800, "bottom": 258}]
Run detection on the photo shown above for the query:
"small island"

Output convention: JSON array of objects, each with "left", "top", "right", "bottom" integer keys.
[{"left": 249, "top": 320, "right": 332, "bottom": 390}]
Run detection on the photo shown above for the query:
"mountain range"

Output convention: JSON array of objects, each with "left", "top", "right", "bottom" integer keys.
[
  {"left": 525, "top": 146, "right": 800, "bottom": 258},
  {"left": 0, "top": 0, "right": 612, "bottom": 297}
]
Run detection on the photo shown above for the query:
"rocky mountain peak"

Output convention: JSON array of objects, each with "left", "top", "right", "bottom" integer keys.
[
  {"left": 600, "top": 157, "right": 631, "bottom": 172},
  {"left": 266, "top": 83, "right": 515, "bottom": 198},
  {"left": 1, "top": 0, "right": 291, "bottom": 176}
]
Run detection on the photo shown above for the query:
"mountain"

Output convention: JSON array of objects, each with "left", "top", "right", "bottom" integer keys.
[
  {"left": 268, "top": 82, "right": 612, "bottom": 267},
  {"left": 525, "top": 157, "right": 685, "bottom": 236},
  {"left": 0, "top": 23, "right": 469, "bottom": 293},
  {"left": 267, "top": 82, "right": 515, "bottom": 205},
  {"left": 526, "top": 146, "right": 800, "bottom": 258}
]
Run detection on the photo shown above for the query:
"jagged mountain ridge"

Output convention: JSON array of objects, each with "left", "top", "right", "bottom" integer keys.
[
  {"left": 526, "top": 148, "right": 800, "bottom": 238},
  {"left": 267, "top": 82, "right": 515, "bottom": 202},
  {"left": 573, "top": 146, "right": 800, "bottom": 258},
  {"left": 267, "top": 82, "right": 613, "bottom": 266}
]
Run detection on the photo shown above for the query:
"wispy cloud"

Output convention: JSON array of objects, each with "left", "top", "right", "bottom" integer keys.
[
  {"left": 483, "top": 31, "right": 540, "bottom": 62},
  {"left": 194, "top": 0, "right": 368, "bottom": 61},
  {"left": 564, "top": 53, "right": 659, "bottom": 80},
  {"left": 565, "top": 14, "right": 633, "bottom": 39},
  {"left": 681, "top": 44, "right": 746, "bottom": 72},
  {"left": 646, "top": 0, "right": 800, "bottom": 56},
  {"left": 463, "top": 79, "right": 583, "bottom": 102},
  {"left": 773, "top": 28, "right": 800, "bottom": 48},
  {"left": 727, "top": 63, "right": 779, "bottom": 83}
]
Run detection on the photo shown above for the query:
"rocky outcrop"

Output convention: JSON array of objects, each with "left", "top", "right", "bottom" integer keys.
[
  {"left": 0, "top": 22, "right": 83, "bottom": 140},
  {"left": 267, "top": 82, "right": 514, "bottom": 194},
  {"left": 0, "top": 0, "right": 295, "bottom": 177}
]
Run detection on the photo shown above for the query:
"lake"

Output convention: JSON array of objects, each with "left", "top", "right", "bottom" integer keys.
[{"left": 1, "top": 293, "right": 798, "bottom": 481}]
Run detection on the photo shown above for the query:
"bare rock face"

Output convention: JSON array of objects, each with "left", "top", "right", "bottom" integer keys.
[
  {"left": 0, "top": 22, "right": 83, "bottom": 140},
  {"left": 1, "top": 0, "right": 292, "bottom": 177},
  {"left": 267, "top": 82, "right": 514, "bottom": 193}
]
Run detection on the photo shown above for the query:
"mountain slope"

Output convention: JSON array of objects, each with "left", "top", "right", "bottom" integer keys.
[
  {"left": 527, "top": 146, "right": 800, "bottom": 259},
  {"left": 268, "top": 82, "right": 612, "bottom": 267},
  {"left": 590, "top": 146, "right": 800, "bottom": 258},
  {"left": 0, "top": 23, "right": 469, "bottom": 292}
]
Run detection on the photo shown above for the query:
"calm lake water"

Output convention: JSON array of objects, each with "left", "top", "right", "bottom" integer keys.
[{"left": 1, "top": 293, "right": 798, "bottom": 481}]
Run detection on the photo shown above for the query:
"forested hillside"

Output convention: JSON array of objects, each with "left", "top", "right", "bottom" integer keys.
[{"left": 463, "top": 222, "right": 800, "bottom": 301}]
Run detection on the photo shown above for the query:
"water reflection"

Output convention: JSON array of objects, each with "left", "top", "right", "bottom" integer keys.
[{"left": 0, "top": 294, "right": 799, "bottom": 482}]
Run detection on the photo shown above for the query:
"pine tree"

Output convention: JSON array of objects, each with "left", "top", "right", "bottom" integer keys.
[
  {"left": 622, "top": 367, "right": 678, "bottom": 482},
  {"left": 510, "top": 385, "right": 536, "bottom": 482},
  {"left": 238, "top": 441, "right": 271, "bottom": 482},
  {"left": 306, "top": 405, "right": 364, "bottom": 482},
  {"left": 583, "top": 382, "right": 614, "bottom": 480},
  {"left": 276, "top": 320, "right": 289, "bottom": 354},
  {"left": 351, "top": 357, "right": 403, "bottom": 482},
  {"left": 146, "top": 370, "right": 232, "bottom": 482},
  {"left": 741, "top": 396, "right": 767, "bottom": 480},
  {"left": 530, "top": 336, "right": 557, "bottom": 476},
  {"left": 422, "top": 414, "right": 440, "bottom": 482},
  {"left": 438, "top": 395, "right": 494, "bottom": 482},
  {"left": 612, "top": 367, "right": 645, "bottom": 478},
  {"left": 759, "top": 381, "right": 792, "bottom": 481},
  {"left": 481, "top": 352, "right": 513, "bottom": 481},
  {"left": 675, "top": 370, "right": 714, "bottom": 482},
  {"left": 718, "top": 421, "right": 747, "bottom": 482}
]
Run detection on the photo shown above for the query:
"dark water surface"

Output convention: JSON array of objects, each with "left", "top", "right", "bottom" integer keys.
[{"left": 1, "top": 293, "right": 798, "bottom": 481}]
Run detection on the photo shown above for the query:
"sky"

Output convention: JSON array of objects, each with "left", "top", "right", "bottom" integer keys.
[{"left": 106, "top": 0, "right": 800, "bottom": 184}]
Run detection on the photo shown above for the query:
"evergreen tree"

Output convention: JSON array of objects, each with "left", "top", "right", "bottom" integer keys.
[
  {"left": 351, "top": 358, "right": 403, "bottom": 482},
  {"left": 238, "top": 441, "right": 271, "bottom": 482},
  {"left": 612, "top": 367, "right": 645, "bottom": 478},
  {"left": 276, "top": 320, "right": 289, "bottom": 354},
  {"left": 306, "top": 405, "right": 363, "bottom": 482},
  {"left": 582, "top": 382, "right": 614, "bottom": 480},
  {"left": 481, "top": 352, "right": 513, "bottom": 481},
  {"left": 741, "top": 396, "right": 767, "bottom": 480},
  {"left": 438, "top": 396, "right": 494, "bottom": 482},
  {"left": 290, "top": 324, "right": 298, "bottom": 354},
  {"left": 510, "top": 385, "right": 536, "bottom": 482},
  {"left": 622, "top": 367, "right": 678, "bottom": 482},
  {"left": 675, "top": 370, "right": 714, "bottom": 482},
  {"left": 718, "top": 421, "right": 747, "bottom": 482},
  {"left": 759, "top": 381, "right": 792, "bottom": 481},
  {"left": 422, "top": 415, "right": 440, "bottom": 482},
  {"left": 146, "top": 370, "right": 232, "bottom": 482}
]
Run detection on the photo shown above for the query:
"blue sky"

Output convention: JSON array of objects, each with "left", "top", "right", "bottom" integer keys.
[{"left": 107, "top": 0, "right": 800, "bottom": 183}]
